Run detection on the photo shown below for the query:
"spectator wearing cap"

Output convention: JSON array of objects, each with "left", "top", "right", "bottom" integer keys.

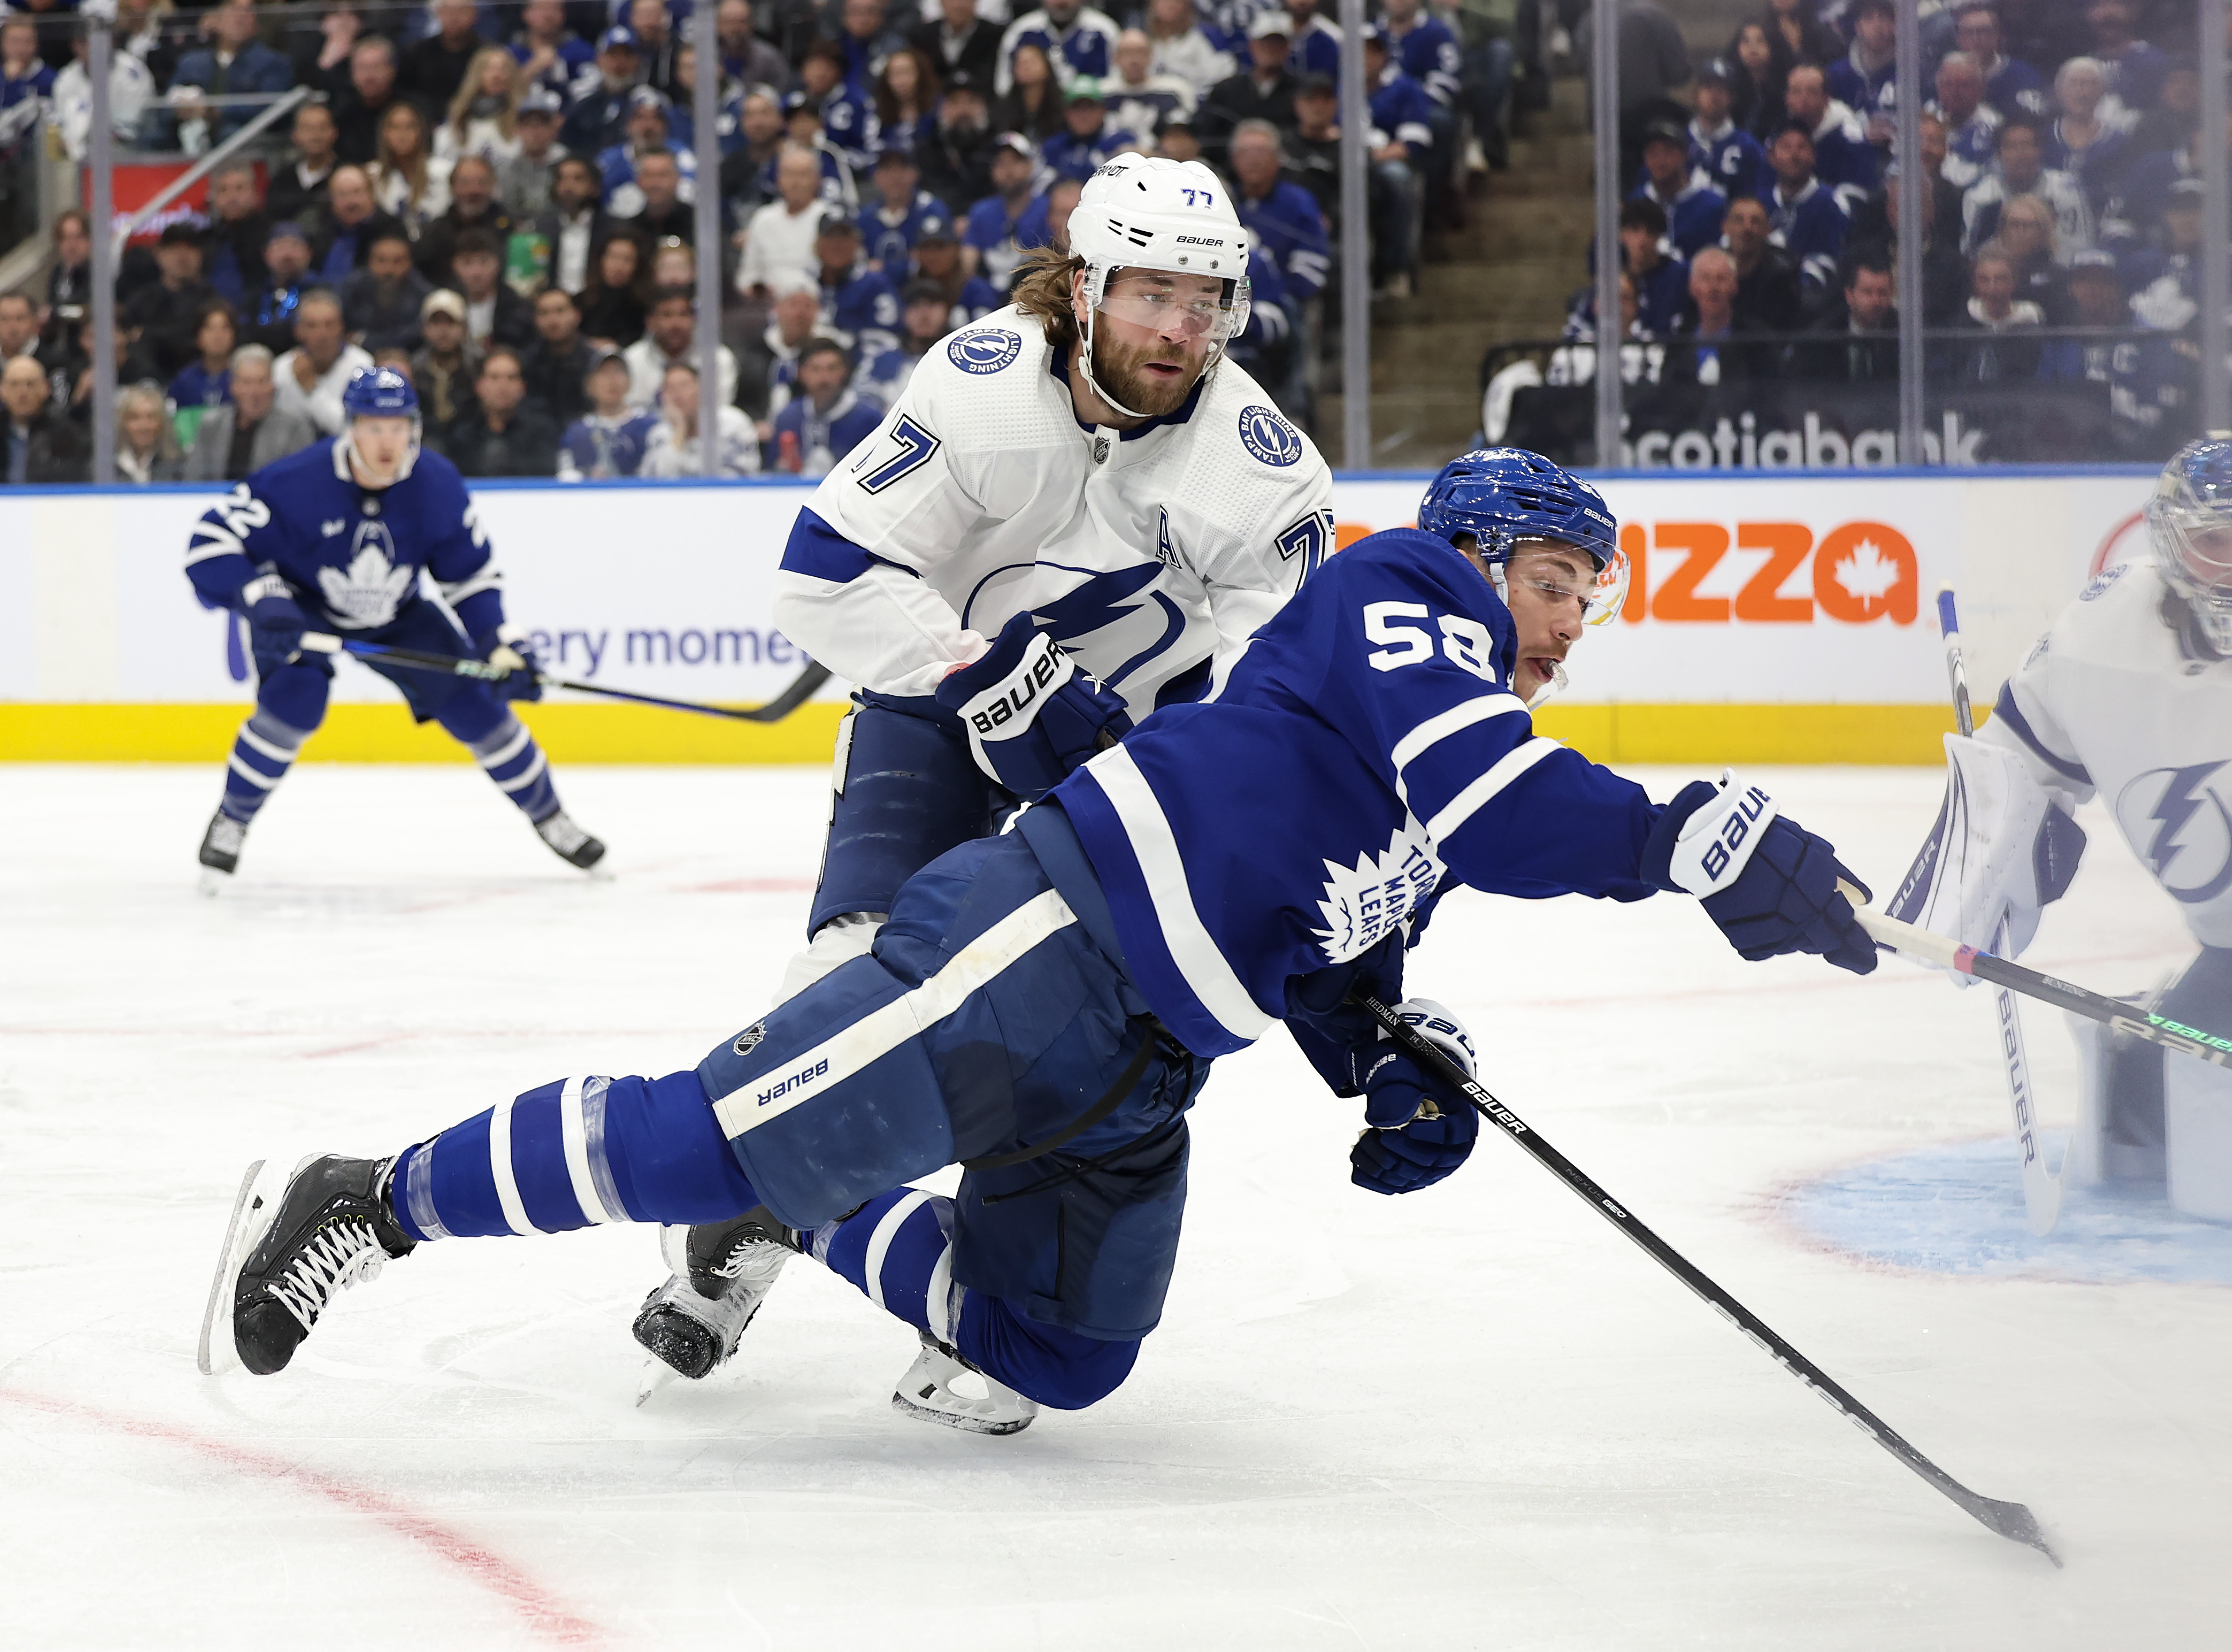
[
  {"left": 1759, "top": 120, "right": 1855, "bottom": 294},
  {"left": 912, "top": 0, "right": 1003, "bottom": 97},
  {"left": 1286, "top": 73, "right": 1342, "bottom": 220},
  {"left": 1782, "top": 65, "right": 1878, "bottom": 194},
  {"left": 446, "top": 227, "right": 537, "bottom": 354},
  {"left": 309, "top": 167, "right": 409, "bottom": 285},
  {"left": 339, "top": 230, "right": 432, "bottom": 352},
  {"left": 998, "top": 0, "right": 1122, "bottom": 97},
  {"left": 854, "top": 278, "right": 958, "bottom": 409},
  {"left": 738, "top": 276, "right": 841, "bottom": 427},
  {"left": 1156, "top": 113, "right": 1203, "bottom": 163},
  {"left": 907, "top": 217, "right": 1005, "bottom": 327},
  {"left": 441, "top": 346, "right": 562, "bottom": 477},
  {"left": 1041, "top": 81, "right": 1140, "bottom": 182},
  {"left": 1930, "top": 52, "right": 2003, "bottom": 192},
  {"left": 562, "top": 27, "right": 644, "bottom": 159},
  {"left": 1826, "top": 0, "right": 1898, "bottom": 131},
  {"left": 2039, "top": 248, "right": 2131, "bottom": 385},
  {"left": 771, "top": 335, "right": 880, "bottom": 476},
  {"left": 2127, "top": 55, "right": 2202, "bottom": 159},
  {"left": 964, "top": 133, "right": 1052, "bottom": 289},
  {"left": 600, "top": 93, "right": 700, "bottom": 216},
  {"left": 624, "top": 285, "right": 741, "bottom": 411},
  {"left": 1633, "top": 119, "right": 1727, "bottom": 260},
  {"left": 2083, "top": 0, "right": 2169, "bottom": 118},
  {"left": 558, "top": 350, "right": 659, "bottom": 480},
  {"left": 918, "top": 71, "right": 995, "bottom": 212},
  {"left": 1963, "top": 113, "right": 2095, "bottom": 259},
  {"left": 401, "top": 0, "right": 488, "bottom": 113},
  {"left": 640, "top": 359, "right": 763, "bottom": 477},
  {"left": 183, "top": 344, "right": 319, "bottom": 482},
  {"left": 1716, "top": 193, "right": 1802, "bottom": 332},
  {"left": 739, "top": 146, "right": 841, "bottom": 298},
  {"left": 245, "top": 223, "right": 316, "bottom": 355},
  {"left": 770, "top": 92, "right": 865, "bottom": 209},
  {"left": 719, "top": 0, "right": 792, "bottom": 95},
  {"left": 1198, "top": 13, "right": 1301, "bottom": 161},
  {"left": 520, "top": 287, "right": 599, "bottom": 425},
  {"left": 416, "top": 155, "right": 517, "bottom": 287},
  {"left": 2122, "top": 179, "right": 2208, "bottom": 327},
  {"left": 267, "top": 103, "right": 343, "bottom": 231},
  {"left": 1689, "top": 59, "right": 1768, "bottom": 205},
  {"left": 124, "top": 224, "right": 215, "bottom": 379},
  {"left": 1278, "top": 0, "right": 1343, "bottom": 82},
  {"left": 1106, "top": 29, "right": 1194, "bottom": 142},
  {"left": 273, "top": 290, "right": 375, "bottom": 435},
  {"left": 335, "top": 36, "right": 405, "bottom": 167},
  {"left": 500, "top": 87, "right": 570, "bottom": 220},
  {"left": 412, "top": 288, "right": 483, "bottom": 428},
  {"left": 510, "top": 0, "right": 596, "bottom": 110},
  {"left": 862, "top": 148, "right": 946, "bottom": 270},
  {"left": 1228, "top": 120, "right": 1330, "bottom": 304},
  {"left": 165, "top": 0, "right": 295, "bottom": 147},
  {"left": 533, "top": 156, "right": 619, "bottom": 296},
  {"left": 1954, "top": 4, "right": 2047, "bottom": 121},
  {"left": 811, "top": 215, "right": 903, "bottom": 357},
  {"left": 1142, "top": 0, "right": 1232, "bottom": 98}
]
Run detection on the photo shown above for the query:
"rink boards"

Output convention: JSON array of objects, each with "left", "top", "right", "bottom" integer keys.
[{"left": 0, "top": 466, "right": 2158, "bottom": 765}]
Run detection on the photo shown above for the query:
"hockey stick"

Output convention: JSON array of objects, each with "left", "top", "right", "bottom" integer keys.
[
  {"left": 1354, "top": 990, "right": 2060, "bottom": 1562},
  {"left": 1936, "top": 587, "right": 2062, "bottom": 1236},
  {"left": 298, "top": 634, "right": 833, "bottom": 723}
]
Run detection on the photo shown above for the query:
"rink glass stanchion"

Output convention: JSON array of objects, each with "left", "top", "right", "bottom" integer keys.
[{"left": 1352, "top": 990, "right": 2061, "bottom": 1562}]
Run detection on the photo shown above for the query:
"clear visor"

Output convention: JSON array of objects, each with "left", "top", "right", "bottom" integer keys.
[
  {"left": 1504, "top": 540, "right": 1631, "bottom": 626},
  {"left": 1098, "top": 274, "right": 1249, "bottom": 343}
]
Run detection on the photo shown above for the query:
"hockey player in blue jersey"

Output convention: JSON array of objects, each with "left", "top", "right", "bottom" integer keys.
[
  {"left": 204, "top": 449, "right": 1878, "bottom": 1438},
  {"left": 187, "top": 367, "right": 606, "bottom": 887}
]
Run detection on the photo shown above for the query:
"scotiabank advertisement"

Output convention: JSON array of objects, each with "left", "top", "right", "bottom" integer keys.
[{"left": 0, "top": 470, "right": 2157, "bottom": 718}]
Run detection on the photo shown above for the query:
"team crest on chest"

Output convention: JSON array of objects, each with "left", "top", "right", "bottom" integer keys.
[
  {"left": 317, "top": 521, "right": 415, "bottom": 627},
  {"left": 1311, "top": 820, "right": 1445, "bottom": 965}
]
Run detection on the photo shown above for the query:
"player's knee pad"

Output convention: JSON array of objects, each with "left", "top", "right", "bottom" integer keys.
[
  {"left": 2065, "top": 1007, "right": 2168, "bottom": 1187},
  {"left": 956, "top": 1290, "right": 1141, "bottom": 1411},
  {"left": 255, "top": 660, "right": 331, "bottom": 731},
  {"left": 2159, "top": 948, "right": 2232, "bottom": 1221}
]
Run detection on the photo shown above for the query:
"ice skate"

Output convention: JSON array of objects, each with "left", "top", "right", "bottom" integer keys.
[
  {"left": 534, "top": 808, "right": 607, "bottom": 872},
  {"left": 891, "top": 1332, "right": 1038, "bottom": 1436},
  {"left": 198, "top": 1153, "right": 414, "bottom": 1377},
  {"left": 197, "top": 810, "right": 247, "bottom": 895},
  {"left": 631, "top": 1208, "right": 799, "bottom": 1382}
]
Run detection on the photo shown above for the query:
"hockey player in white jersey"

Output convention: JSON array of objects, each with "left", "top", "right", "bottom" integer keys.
[
  {"left": 1889, "top": 438, "right": 2232, "bottom": 1218},
  {"left": 628, "top": 152, "right": 1337, "bottom": 1381}
]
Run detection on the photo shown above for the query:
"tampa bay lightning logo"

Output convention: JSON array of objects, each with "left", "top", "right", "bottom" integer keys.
[
  {"left": 2117, "top": 761, "right": 2232, "bottom": 905},
  {"left": 2081, "top": 562, "right": 2130, "bottom": 602},
  {"left": 1237, "top": 404, "right": 1303, "bottom": 467},
  {"left": 948, "top": 328, "right": 1022, "bottom": 374}
]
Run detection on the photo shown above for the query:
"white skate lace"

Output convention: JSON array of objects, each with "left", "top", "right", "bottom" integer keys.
[
  {"left": 536, "top": 812, "right": 588, "bottom": 854},
  {"left": 267, "top": 1220, "right": 385, "bottom": 1333},
  {"left": 712, "top": 1236, "right": 789, "bottom": 1288}
]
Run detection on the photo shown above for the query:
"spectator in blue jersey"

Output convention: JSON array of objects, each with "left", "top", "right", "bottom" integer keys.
[
  {"left": 805, "top": 39, "right": 881, "bottom": 174},
  {"left": 1826, "top": 0, "right": 1898, "bottom": 132},
  {"left": 1690, "top": 59, "right": 1768, "bottom": 204},
  {"left": 1614, "top": 197, "right": 1689, "bottom": 339},
  {"left": 861, "top": 147, "right": 944, "bottom": 270},
  {"left": 1041, "top": 81, "right": 1140, "bottom": 181},
  {"left": 1224, "top": 240, "right": 1298, "bottom": 411},
  {"left": 599, "top": 94, "right": 697, "bottom": 217},
  {"left": 812, "top": 214, "right": 903, "bottom": 357},
  {"left": 2037, "top": 248, "right": 2129, "bottom": 389},
  {"left": 1380, "top": 0, "right": 1462, "bottom": 109},
  {"left": 165, "top": 0, "right": 295, "bottom": 147},
  {"left": 1759, "top": 121, "right": 1854, "bottom": 294},
  {"left": 558, "top": 350, "right": 658, "bottom": 477},
  {"left": 2104, "top": 110, "right": 2227, "bottom": 254},
  {"left": 872, "top": 47, "right": 942, "bottom": 156},
  {"left": 243, "top": 224, "right": 316, "bottom": 356},
  {"left": 998, "top": 0, "right": 1121, "bottom": 97},
  {"left": 170, "top": 300, "right": 239, "bottom": 421},
  {"left": 907, "top": 214, "right": 1006, "bottom": 324},
  {"left": 1962, "top": 113, "right": 2095, "bottom": 258},
  {"left": 771, "top": 335, "right": 880, "bottom": 476},
  {"left": 1633, "top": 119, "right": 1727, "bottom": 260},
  {"left": 1105, "top": 29, "right": 1194, "bottom": 143},
  {"left": 964, "top": 132, "right": 1052, "bottom": 288},
  {"left": 1228, "top": 119, "right": 1331, "bottom": 303},
  {"left": 1278, "top": 0, "right": 1342, "bottom": 83},
  {"left": 774, "top": 93, "right": 864, "bottom": 208},
  {"left": 509, "top": 0, "right": 595, "bottom": 111},
  {"left": 854, "top": 278, "right": 954, "bottom": 408},
  {"left": 739, "top": 277, "right": 837, "bottom": 430},
  {"left": 837, "top": 0, "right": 911, "bottom": 95},
  {"left": 0, "top": 17, "right": 56, "bottom": 164},
  {"left": 1954, "top": 4, "right": 2047, "bottom": 120},
  {"left": 2045, "top": 57, "right": 2134, "bottom": 214},
  {"left": 560, "top": 27, "right": 642, "bottom": 159},
  {"left": 1782, "top": 65, "right": 1878, "bottom": 194},
  {"left": 2083, "top": 0, "right": 2169, "bottom": 116},
  {"left": 1362, "top": 30, "right": 1436, "bottom": 294},
  {"left": 1930, "top": 52, "right": 2003, "bottom": 191}
]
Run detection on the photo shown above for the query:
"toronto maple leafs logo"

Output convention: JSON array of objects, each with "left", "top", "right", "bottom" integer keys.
[
  {"left": 1312, "top": 819, "right": 1446, "bottom": 965},
  {"left": 2116, "top": 762, "right": 2232, "bottom": 906},
  {"left": 316, "top": 520, "right": 416, "bottom": 628}
]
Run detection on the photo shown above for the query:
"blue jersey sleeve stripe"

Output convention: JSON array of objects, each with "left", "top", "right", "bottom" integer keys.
[
  {"left": 781, "top": 506, "right": 879, "bottom": 583},
  {"left": 1424, "top": 736, "right": 1564, "bottom": 842},
  {"left": 1390, "top": 692, "right": 1528, "bottom": 803},
  {"left": 1991, "top": 682, "right": 2092, "bottom": 785}
]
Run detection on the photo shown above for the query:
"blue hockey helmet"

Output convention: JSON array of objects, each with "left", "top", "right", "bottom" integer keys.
[
  {"left": 1417, "top": 447, "right": 1628, "bottom": 624},
  {"left": 338, "top": 365, "right": 421, "bottom": 483},
  {"left": 2148, "top": 437, "right": 2232, "bottom": 653}
]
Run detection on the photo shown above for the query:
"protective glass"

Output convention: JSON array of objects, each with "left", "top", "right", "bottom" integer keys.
[{"left": 1098, "top": 275, "right": 1248, "bottom": 343}]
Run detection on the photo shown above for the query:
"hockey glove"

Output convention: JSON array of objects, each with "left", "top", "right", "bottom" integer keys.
[
  {"left": 477, "top": 627, "right": 544, "bottom": 703},
  {"left": 1348, "top": 998, "right": 1481, "bottom": 1195},
  {"left": 1644, "top": 770, "right": 1877, "bottom": 976},
  {"left": 934, "top": 611, "right": 1132, "bottom": 801},
  {"left": 242, "top": 576, "right": 308, "bottom": 674}
]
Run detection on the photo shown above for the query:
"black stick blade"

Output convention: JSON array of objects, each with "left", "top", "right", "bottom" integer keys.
[{"left": 1959, "top": 1492, "right": 2062, "bottom": 1566}]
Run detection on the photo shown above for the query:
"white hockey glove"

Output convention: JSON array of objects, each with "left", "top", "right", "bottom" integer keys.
[{"left": 1885, "top": 733, "right": 2087, "bottom": 984}]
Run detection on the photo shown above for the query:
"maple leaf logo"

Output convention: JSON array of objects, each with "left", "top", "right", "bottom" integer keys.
[
  {"left": 316, "top": 525, "right": 416, "bottom": 627},
  {"left": 1832, "top": 536, "right": 1903, "bottom": 613},
  {"left": 1311, "top": 819, "right": 1446, "bottom": 965}
]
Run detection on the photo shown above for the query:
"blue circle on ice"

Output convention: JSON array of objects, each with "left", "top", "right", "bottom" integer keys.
[
  {"left": 948, "top": 328, "right": 1022, "bottom": 375},
  {"left": 1777, "top": 1134, "right": 2232, "bottom": 1285},
  {"left": 1237, "top": 404, "right": 1303, "bottom": 467}
]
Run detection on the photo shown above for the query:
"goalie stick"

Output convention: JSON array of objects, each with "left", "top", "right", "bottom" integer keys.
[
  {"left": 298, "top": 634, "right": 833, "bottom": 723},
  {"left": 1937, "top": 586, "right": 2063, "bottom": 1236},
  {"left": 1354, "top": 990, "right": 2060, "bottom": 1562}
]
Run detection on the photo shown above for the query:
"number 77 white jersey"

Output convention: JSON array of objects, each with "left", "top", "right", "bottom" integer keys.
[{"left": 771, "top": 305, "right": 1336, "bottom": 717}]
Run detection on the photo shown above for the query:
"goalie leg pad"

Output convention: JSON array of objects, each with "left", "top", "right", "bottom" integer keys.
[{"left": 2161, "top": 948, "right": 2232, "bottom": 1221}]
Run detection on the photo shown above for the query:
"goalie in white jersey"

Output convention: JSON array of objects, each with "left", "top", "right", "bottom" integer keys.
[
  {"left": 631, "top": 153, "right": 1336, "bottom": 1378},
  {"left": 1891, "top": 438, "right": 2232, "bottom": 1218}
]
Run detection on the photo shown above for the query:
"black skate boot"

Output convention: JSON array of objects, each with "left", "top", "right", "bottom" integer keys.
[
  {"left": 198, "top": 1155, "right": 415, "bottom": 1377},
  {"left": 534, "top": 808, "right": 607, "bottom": 871},
  {"left": 198, "top": 810, "right": 247, "bottom": 894},
  {"left": 631, "top": 1208, "right": 800, "bottom": 1381}
]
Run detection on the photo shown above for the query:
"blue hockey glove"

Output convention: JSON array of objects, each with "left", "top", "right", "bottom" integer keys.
[
  {"left": 1644, "top": 770, "right": 1877, "bottom": 976},
  {"left": 477, "top": 628, "right": 543, "bottom": 703},
  {"left": 241, "top": 575, "right": 307, "bottom": 674},
  {"left": 934, "top": 611, "right": 1132, "bottom": 801},
  {"left": 1348, "top": 998, "right": 1481, "bottom": 1195}
]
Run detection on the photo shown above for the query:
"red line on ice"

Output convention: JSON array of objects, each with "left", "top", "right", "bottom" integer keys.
[{"left": 0, "top": 1385, "right": 603, "bottom": 1647}]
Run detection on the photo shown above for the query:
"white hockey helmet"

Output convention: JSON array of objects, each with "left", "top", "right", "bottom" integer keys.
[{"left": 1067, "top": 152, "right": 1253, "bottom": 418}]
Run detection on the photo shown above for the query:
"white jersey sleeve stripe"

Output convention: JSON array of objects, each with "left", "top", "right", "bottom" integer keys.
[
  {"left": 1080, "top": 745, "right": 1277, "bottom": 1044},
  {"left": 1425, "top": 736, "right": 1564, "bottom": 842},
  {"left": 1389, "top": 693, "right": 1528, "bottom": 804}
]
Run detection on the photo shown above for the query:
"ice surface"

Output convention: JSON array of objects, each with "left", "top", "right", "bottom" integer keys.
[{"left": 3, "top": 762, "right": 2227, "bottom": 1650}]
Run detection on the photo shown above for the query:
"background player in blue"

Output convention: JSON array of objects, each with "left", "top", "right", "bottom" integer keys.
[
  {"left": 185, "top": 368, "right": 607, "bottom": 888},
  {"left": 204, "top": 451, "right": 1877, "bottom": 1441}
]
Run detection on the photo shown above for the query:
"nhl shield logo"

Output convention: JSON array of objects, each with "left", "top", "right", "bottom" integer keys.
[
  {"left": 1092, "top": 436, "right": 1110, "bottom": 463},
  {"left": 733, "top": 1021, "right": 768, "bottom": 1056},
  {"left": 1237, "top": 404, "right": 1303, "bottom": 467},
  {"left": 948, "top": 328, "right": 1023, "bottom": 375}
]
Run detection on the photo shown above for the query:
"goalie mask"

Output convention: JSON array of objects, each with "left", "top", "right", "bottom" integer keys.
[
  {"left": 1067, "top": 153, "right": 1252, "bottom": 420},
  {"left": 2148, "top": 438, "right": 2232, "bottom": 656}
]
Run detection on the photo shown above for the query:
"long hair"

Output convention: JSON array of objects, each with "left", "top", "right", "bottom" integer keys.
[
  {"left": 446, "top": 47, "right": 521, "bottom": 147},
  {"left": 1009, "top": 244, "right": 1083, "bottom": 352},
  {"left": 375, "top": 101, "right": 431, "bottom": 204},
  {"left": 873, "top": 47, "right": 941, "bottom": 128},
  {"left": 116, "top": 380, "right": 181, "bottom": 466}
]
